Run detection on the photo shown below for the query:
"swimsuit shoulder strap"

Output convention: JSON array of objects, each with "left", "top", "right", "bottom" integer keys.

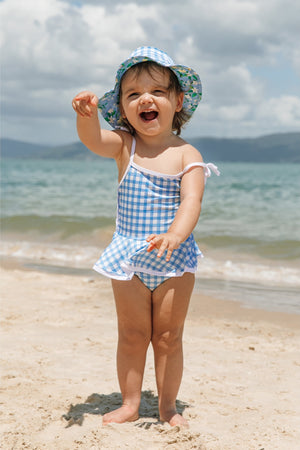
[
  {"left": 130, "top": 136, "right": 136, "bottom": 159},
  {"left": 181, "top": 162, "right": 220, "bottom": 181}
]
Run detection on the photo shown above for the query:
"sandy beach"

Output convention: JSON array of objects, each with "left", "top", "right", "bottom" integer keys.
[{"left": 1, "top": 264, "right": 300, "bottom": 450}]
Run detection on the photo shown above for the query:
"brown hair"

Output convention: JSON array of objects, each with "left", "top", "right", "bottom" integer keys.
[{"left": 119, "top": 61, "right": 191, "bottom": 135}]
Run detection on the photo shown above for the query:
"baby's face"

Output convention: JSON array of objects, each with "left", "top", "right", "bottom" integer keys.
[{"left": 120, "top": 66, "right": 183, "bottom": 135}]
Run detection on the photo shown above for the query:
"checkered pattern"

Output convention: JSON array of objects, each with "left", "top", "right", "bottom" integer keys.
[
  {"left": 93, "top": 163, "right": 202, "bottom": 284},
  {"left": 135, "top": 272, "right": 170, "bottom": 291},
  {"left": 129, "top": 46, "right": 174, "bottom": 66},
  {"left": 117, "top": 164, "right": 180, "bottom": 238}
]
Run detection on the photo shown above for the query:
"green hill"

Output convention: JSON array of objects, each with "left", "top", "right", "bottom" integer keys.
[
  {"left": 188, "top": 132, "right": 300, "bottom": 163},
  {"left": 1, "top": 132, "right": 299, "bottom": 162}
]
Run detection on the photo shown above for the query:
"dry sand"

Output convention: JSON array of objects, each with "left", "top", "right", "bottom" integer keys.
[{"left": 1, "top": 265, "right": 300, "bottom": 449}]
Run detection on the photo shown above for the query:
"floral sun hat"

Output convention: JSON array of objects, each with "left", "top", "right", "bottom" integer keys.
[{"left": 98, "top": 46, "right": 202, "bottom": 130}]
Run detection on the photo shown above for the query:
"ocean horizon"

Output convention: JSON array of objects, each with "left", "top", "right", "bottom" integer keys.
[{"left": 1, "top": 157, "right": 300, "bottom": 314}]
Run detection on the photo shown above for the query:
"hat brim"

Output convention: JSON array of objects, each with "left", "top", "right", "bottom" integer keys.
[{"left": 98, "top": 55, "right": 202, "bottom": 130}]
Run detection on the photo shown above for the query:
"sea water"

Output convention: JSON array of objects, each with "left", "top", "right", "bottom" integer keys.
[{"left": 1, "top": 158, "right": 300, "bottom": 313}]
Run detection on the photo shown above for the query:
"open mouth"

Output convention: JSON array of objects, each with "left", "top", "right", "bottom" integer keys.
[{"left": 140, "top": 111, "right": 158, "bottom": 122}]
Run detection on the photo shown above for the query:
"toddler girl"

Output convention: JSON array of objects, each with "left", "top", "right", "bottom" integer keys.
[{"left": 72, "top": 46, "right": 219, "bottom": 427}]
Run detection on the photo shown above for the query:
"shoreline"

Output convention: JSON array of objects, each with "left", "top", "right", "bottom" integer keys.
[
  {"left": 1, "top": 265, "right": 300, "bottom": 449},
  {"left": 1, "top": 254, "right": 300, "bottom": 319}
]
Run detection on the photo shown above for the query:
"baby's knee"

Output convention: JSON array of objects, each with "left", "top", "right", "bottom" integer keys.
[
  {"left": 152, "top": 329, "right": 183, "bottom": 354},
  {"left": 119, "top": 328, "right": 151, "bottom": 351}
]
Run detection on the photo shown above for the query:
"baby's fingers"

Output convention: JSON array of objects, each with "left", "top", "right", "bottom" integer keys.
[
  {"left": 146, "top": 234, "right": 158, "bottom": 252},
  {"left": 147, "top": 239, "right": 157, "bottom": 252},
  {"left": 165, "top": 248, "right": 173, "bottom": 262},
  {"left": 156, "top": 238, "right": 171, "bottom": 259},
  {"left": 74, "top": 92, "right": 98, "bottom": 105},
  {"left": 146, "top": 234, "right": 174, "bottom": 260},
  {"left": 146, "top": 234, "right": 156, "bottom": 242},
  {"left": 72, "top": 92, "right": 98, "bottom": 116},
  {"left": 72, "top": 99, "right": 86, "bottom": 117}
]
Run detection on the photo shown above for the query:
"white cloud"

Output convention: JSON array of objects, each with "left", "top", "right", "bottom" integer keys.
[
  {"left": 256, "top": 96, "right": 300, "bottom": 127},
  {"left": 1, "top": 0, "right": 299, "bottom": 144}
]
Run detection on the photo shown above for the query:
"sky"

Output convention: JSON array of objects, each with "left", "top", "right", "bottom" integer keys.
[{"left": 1, "top": 0, "right": 300, "bottom": 145}]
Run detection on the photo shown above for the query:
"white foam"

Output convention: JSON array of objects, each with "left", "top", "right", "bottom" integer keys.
[
  {"left": 197, "top": 257, "right": 300, "bottom": 287},
  {"left": 1, "top": 240, "right": 300, "bottom": 289},
  {"left": 0, "top": 240, "right": 100, "bottom": 267}
]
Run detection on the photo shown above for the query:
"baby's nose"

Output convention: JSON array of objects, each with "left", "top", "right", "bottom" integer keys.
[{"left": 140, "top": 92, "right": 153, "bottom": 103}]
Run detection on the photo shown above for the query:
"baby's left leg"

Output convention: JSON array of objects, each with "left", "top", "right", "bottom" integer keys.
[{"left": 151, "top": 273, "right": 195, "bottom": 427}]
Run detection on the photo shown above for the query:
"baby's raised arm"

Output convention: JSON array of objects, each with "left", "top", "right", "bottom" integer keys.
[{"left": 72, "top": 91, "right": 123, "bottom": 160}]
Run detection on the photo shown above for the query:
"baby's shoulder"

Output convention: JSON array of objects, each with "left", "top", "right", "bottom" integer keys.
[{"left": 179, "top": 140, "right": 203, "bottom": 166}]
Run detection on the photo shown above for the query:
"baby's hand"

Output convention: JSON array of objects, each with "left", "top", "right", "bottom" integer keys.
[
  {"left": 72, "top": 91, "right": 99, "bottom": 118},
  {"left": 146, "top": 232, "right": 181, "bottom": 261}
]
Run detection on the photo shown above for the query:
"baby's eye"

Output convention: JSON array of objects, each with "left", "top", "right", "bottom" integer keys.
[
  {"left": 128, "top": 92, "right": 139, "bottom": 98},
  {"left": 153, "top": 89, "right": 164, "bottom": 94}
]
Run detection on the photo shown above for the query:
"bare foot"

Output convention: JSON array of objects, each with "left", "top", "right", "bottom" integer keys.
[
  {"left": 161, "top": 411, "right": 189, "bottom": 428},
  {"left": 102, "top": 405, "right": 139, "bottom": 425}
]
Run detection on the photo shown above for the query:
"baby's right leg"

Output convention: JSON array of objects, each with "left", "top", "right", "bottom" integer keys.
[{"left": 102, "top": 276, "right": 152, "bottom": 425}]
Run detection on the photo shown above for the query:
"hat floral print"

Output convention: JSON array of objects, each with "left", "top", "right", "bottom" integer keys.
[{"left": 98, "top": 46, "right": 202, "bottom": 130}]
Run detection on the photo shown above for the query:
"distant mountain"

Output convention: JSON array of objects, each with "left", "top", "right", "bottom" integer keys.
[
  {"left": 1, "top": 132, "right": 299, "bottom": 162},
  {"left": 0, "top": 139, "right": 50, "bottom": 158},
  {"left": 188, "top": 132, "right": 300, "bottom": 163},
  {"left": 0, "top": 138, "right": 98, "bottom": 160}
]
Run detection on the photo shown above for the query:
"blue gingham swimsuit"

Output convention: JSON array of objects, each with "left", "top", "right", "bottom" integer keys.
[{"left": 93, "top": 137, "right": 219, "bottom": 290}]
